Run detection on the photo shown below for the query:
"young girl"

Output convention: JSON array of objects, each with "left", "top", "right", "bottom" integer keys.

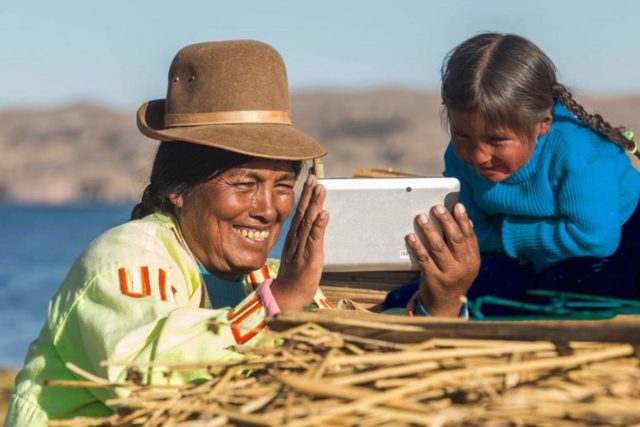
[{"left": 385, "top": 33, "right": 640, "bottom": 315}]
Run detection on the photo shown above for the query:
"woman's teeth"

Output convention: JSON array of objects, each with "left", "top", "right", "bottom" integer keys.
[{"left": 235, "top": 228, "right": 270, "bottom": 242}]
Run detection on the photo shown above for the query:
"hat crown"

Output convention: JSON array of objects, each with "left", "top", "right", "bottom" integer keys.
[
  {"left": 136, "top": 40, "right": 326, "bottom": 160},
  {"left": 165, "top": 40, "right": 290, "bottom": 115}
]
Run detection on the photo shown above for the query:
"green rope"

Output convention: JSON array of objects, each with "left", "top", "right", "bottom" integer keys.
[{"left": 467, "top": 290, "right": 640, "bottom": 321}]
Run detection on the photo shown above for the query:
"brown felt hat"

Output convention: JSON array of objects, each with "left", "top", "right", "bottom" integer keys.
[{"left": 137, "top": 40, "right": 326, "bottom": 160}]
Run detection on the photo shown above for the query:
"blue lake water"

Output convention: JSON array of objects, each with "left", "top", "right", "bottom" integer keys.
[{"left": 0, "top": 203, "right": 289, "bottom": 367}]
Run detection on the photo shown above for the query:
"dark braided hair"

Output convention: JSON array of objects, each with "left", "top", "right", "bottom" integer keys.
[
  {"left": 131, "top": 141, "right": 303, "bottom": 220},
  {"left": 441, "top": 32, "right": 638, "bottom": 159},
  {"left": 551, "top": 82, "right": 636, "bottom": 156}
]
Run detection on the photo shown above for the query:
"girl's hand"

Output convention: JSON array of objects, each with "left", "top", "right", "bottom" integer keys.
[
  {"left": 408, "top": 203, "right": 480, "bottom": 317},
  {"left": 272, "top": 175, "right": 329, "bottom": 312}
]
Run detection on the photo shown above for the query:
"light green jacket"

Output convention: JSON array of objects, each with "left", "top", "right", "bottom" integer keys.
[{"left": 5, "top": 213, "right": 329, "bottom": 426}]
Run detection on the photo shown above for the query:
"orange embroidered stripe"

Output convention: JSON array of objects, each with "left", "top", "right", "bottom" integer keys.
[
  {"left": 227, "top": 296, "right": 260, "bottom": 321},
  {"left": 248, "top": 271, "right": 258, "bottom": 285},
  {"left": 118, "top": 268, "right": 128, "bottom": 295},
  {"left": 119, "top": 267, "right": 151, "bottom": 298},
  {"left": 232, "top": 319, "right": 265, "bottom": 345},
  {"left": 261, "top": 265, "right": 271, "bottom": 279},
  {"left": 159, "top": 268, "right": 167, "bottom": 301},
  {"left": 319, "top": 298, "right": 333, "bottom": 309},
  {"left": 140, "top": 267, "right": 151, "bottom": 296},
  {"left": 249, "top": 265, "right": 272, "bottom": 289},
  {"left": 230, "top": 302, "right": 266, "bottom": 344}
]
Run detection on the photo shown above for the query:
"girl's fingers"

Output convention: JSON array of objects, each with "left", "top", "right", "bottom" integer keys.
[
  {"left": 416, "top": 212, "right": 454, "bottom": 271},
  {"left": 432, "top": 204, "right": 469, "bottom": 262},
  {"left": 453, "top": 203, "right": 480, "bottom": 256}
]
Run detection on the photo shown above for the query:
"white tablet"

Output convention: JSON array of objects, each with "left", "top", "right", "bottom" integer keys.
[{"left": 319, "top": 177, "right": 460, "bottom": 272}]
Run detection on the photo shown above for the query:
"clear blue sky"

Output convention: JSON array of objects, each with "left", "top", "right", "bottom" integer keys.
[{"left": 2, "top": 0, "right": 639, "bottom": 110}]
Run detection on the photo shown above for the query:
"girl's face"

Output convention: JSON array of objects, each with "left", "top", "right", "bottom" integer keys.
[{"left": 449, "top": 110, "right": 552, "bottom": 183}]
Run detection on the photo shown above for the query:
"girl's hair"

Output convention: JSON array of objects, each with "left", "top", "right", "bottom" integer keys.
[
  {"left": 130, "top": 141, "right": 303, "bottom": 220},
  {"left": 441, "top": 32, "right": 637, "bottom": 158}
]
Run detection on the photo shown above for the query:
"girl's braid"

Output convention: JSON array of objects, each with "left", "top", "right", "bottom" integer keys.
[{"left": 552, "top": 82, "right": 639, "bottom": 159}]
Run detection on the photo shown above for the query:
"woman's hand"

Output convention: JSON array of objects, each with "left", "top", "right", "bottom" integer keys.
[
  {"left": 271, "top": 174, "right": 329, "bottom": 312},
  {"left": 408, "top": 203, "right": 480, "bottom": 317}
]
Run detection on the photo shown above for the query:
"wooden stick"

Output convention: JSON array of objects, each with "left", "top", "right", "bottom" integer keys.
[
  {"left": 65, "top": 362, "right": 111, "bottom": 385},
  {"left": 43, "top": 379, "right": 189, "bottom": 390},
  {"left": 329, "top": 341, "right": 558, "bottom": 366},
  {"left": 338, "top": 332, "right": 411, "bottom": 350},
  {"left": 200, "top": 406, "right": 279, "bottom": 426},
  {"left": 355, "top": 404, "right": 440, "bottom": 425},
  {"left": 111, "top": 405, "right": 156, "bottom": 425},
  {"left": 239, "top": 389, "right": 280, "bottom": 414},
  {"left": 329, "top": 359, "right": 440, "bottom": 386},
  {"left": 272, "top": 372, "right": 431, "bottom": 413},
  {"left": 100, "top": 353, "right": 317, "bottom": 371},
  {"left": 309, "top": 347, "right": 338, "bottom": 379},
  {"left": 269, "top": 311, "right": 640, "bottom": 344},
  {"left": 266, "top": 399, "right": 343, "bottom": 422},
  {"left": 207, "top": 368, "right": 236, "bottom": 398}
]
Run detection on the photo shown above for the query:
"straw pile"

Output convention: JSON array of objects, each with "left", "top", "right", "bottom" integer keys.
[{"left": 48, "top": 312, "right": 640, "bottom": 427}]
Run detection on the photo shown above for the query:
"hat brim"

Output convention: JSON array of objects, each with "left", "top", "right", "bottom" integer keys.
[{"left": 137, "top": 99, "right": 327, "bottom": 161}]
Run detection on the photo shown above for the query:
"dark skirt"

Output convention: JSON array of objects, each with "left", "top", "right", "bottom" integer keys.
[{"left": 384, "top": 201, "right": 640, "bottom": 317}]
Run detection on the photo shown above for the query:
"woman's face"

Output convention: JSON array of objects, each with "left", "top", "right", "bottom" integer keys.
[
  {"left": 174, "top": 158, "right": 298, "bottom": 280},
  {"left": 449, "top": 110, "right": 551, "bottom": 183}
]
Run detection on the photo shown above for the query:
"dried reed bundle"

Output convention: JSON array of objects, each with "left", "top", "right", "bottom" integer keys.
[{"left": 47, "top": 312, "right": 640, "bottom": 427}]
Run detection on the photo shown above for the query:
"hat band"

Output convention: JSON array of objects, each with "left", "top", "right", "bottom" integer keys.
[{"left": 164, "top": 110, "right": 292, "bottom": 127}]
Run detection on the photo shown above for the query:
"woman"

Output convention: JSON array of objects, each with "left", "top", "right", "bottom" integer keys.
[{"left": 6, "top": 40, "right": 479, "bottom": 426}]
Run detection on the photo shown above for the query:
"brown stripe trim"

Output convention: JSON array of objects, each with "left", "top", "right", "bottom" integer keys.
[{"left": 164, "top": 110, "right": 292, "bottom": 127}]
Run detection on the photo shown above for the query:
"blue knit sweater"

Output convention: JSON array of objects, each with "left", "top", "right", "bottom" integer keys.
[{"left": 445, "top": 102, "right": 640, "bottom": 271}]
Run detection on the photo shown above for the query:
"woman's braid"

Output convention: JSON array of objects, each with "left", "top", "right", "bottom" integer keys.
[{"left": 130, "top": 184, "right": 176, "bottom": 220}]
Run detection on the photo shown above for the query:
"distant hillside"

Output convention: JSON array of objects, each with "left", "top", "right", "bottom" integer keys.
[
  {"left": 0, "top": 103, "right": 154, "bottom": 203},
  {"left": 0, "top": 89, "right": 638, "bottom": 203}
]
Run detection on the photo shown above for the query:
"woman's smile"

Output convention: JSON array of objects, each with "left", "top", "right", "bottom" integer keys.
[{"left": 232, "top": 225, "right": 271, "bottom": 242}]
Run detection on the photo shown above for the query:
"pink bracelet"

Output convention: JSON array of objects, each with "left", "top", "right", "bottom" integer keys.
[{"left": 257, "top": 278, "right": 281, "bottom": 315}]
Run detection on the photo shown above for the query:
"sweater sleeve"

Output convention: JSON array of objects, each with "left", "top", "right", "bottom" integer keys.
[
  {"left": 501, "top": 154, "right": 622, "bottom": 271},
  {"left": 444, "top": 144, "right": 504, "bottom": 253},
  {"left": 49, "top": 262, "right": 276, "bottom": 405}
]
